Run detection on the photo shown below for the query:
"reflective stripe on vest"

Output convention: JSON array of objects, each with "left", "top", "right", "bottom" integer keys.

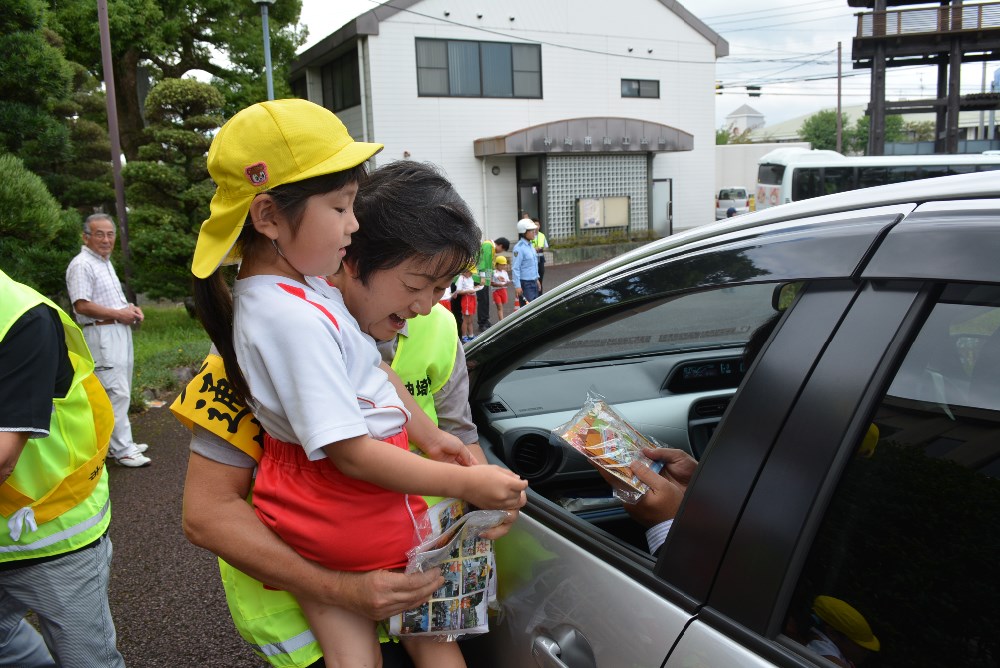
[{"left": 0, "top": 270, "right": 113, "bottom": 559}]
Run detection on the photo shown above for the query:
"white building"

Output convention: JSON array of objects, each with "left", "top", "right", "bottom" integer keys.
[
  {"left": 724, "top": 104, "right": 765, "bottom": 134},
  {"left": 290, "top": 0, "right": 727, "bottom": 239}
]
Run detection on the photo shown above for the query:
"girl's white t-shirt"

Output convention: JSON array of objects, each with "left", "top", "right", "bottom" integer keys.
[
  {"left": 232, "top": 274, "right": 409, "bottom": 461},
  {"left": 492, "top": 269, "right": 510, "bottom": 287},
  {"left": 455, "top": 275, "right": 475, "bottom": 293}
]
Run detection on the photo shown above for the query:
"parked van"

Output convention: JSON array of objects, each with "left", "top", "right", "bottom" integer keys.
[{"left": 716, "top": 186, "right": 751, "bottom": 219}]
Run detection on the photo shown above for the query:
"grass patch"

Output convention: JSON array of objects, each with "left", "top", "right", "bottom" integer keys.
[{"left": 131, "top": 304, "right": 210, "bottom": 411}]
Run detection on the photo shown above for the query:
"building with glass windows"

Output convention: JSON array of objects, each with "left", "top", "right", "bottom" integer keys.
[{"left": 291, "top": 0, "right": 727, "bottom": 241}]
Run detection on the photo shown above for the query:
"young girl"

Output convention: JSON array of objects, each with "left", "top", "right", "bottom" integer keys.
[
  {"left": 491, "top": 255, "right": 510, "bottom": 321},
  {"left": 454, "top": 267, "right": 477, "bottom": 342},
  {"left": 191, "top": 99, "right": 526, "bottom": 668}
]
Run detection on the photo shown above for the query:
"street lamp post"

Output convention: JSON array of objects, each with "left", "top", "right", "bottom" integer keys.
[{"left": 252, "top": 0, "right": 275, "bottom": 100}]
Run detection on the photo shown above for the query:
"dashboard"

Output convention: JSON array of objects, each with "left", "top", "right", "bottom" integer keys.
[{"left": 476, "top": 348, "right": 745, "bottom": 548}]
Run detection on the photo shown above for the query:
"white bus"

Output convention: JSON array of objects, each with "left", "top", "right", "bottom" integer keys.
[{"left": 755, "top": 148, "right": 1000, "bottom": 211}]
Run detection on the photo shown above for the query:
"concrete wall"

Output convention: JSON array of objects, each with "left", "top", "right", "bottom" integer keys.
[{"left": 715, "top": 141, "right": 809, "bottom": 196}]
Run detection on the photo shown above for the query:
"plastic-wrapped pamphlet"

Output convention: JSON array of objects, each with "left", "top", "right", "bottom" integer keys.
[{"left": 388, "top": 499, "right": 507, "bottom": 640}]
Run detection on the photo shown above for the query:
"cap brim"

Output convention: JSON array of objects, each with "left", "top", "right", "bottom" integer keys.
[{"left": 191, "top": 140, "right": 383, "bottom": 279}]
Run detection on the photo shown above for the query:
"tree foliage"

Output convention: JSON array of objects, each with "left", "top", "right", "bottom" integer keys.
[
  {"left": 47, "top": 0, "right": 307, "bottom": 160},
  {"left": 799, "top": 110, "right": 844, "bottom": 152},
  {"left": 904, "top": 120, "right": 936, "bottom": 142},
  {"left": 0, "top": 154, "right": 80, "bottom": 300},
  {"left": 848, "top": 114, "right": 904, "bottom": 154},
  {"left": 124, "top": 78, "right": 223, "bottom": 300},
  {"left": 716, "top": 126, "right": 754, "bottom": 145},
  {"left": 800, "top": 110, "right": 908, "bottom": 154},
  {"left": 0, "top": 0, "right": 113, "bottom": 214}
]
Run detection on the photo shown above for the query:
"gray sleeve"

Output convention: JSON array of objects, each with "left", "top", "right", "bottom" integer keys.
[
  {"left": 189, "top": 424, "right": 258, "bottom": 469},
  {"left": 433, "top": 343, "right": 479, "bottom": 445}
]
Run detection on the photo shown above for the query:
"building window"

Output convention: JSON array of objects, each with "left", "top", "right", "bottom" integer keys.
[
  {"left": 321, "top": 50, "right": 360, "bottom": 112},
  {"left": 416, "top": 38, "right": 541, "bottom": 98},
  {"left": 621, "top": 79, "right": 659, "bottom": 98}
]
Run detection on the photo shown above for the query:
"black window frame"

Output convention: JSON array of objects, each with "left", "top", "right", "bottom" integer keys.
[
  {"left": 320, "top": 50, "right": 360, "bottom": 112},
  {"left": 415, "top": 38, "right": 542, "bottom": 99},
  {"left": 621, "top": 78, "right": 660, "bottom": 99}
]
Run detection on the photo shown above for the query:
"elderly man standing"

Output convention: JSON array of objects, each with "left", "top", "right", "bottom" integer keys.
[{"left": 66, "top": 213, "right": 151, "bottom": 467}]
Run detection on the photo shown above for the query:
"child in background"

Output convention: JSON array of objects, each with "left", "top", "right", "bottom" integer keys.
[
  {"left": 191, "top": 99, "right": 527, "bottom": 668},
  {"left": 439, "top": 283, "right": 453, "bottom": 310},
  {"left": 492, "top": 255, "right": 510, "bottom": 321},
  {"left": 455, "top": 267, "right": 477, "bottom": 342}
]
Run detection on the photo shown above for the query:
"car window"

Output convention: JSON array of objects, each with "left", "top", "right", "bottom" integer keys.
[
  {"left": 719, "top": 189, "right": 747, "bottom": 200},
  {"left": 785, "top": 283, "right": 1000, "bottom": 667},
  {"left": 531, "top": 283, "right": 778, "bottom": 363}
]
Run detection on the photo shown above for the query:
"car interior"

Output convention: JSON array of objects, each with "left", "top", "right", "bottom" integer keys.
[{"left": 475, "top": 282, "right": 785, "bottom": 553}]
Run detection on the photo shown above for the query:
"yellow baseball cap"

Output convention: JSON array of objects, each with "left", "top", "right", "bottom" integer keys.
[
  {"left": 495, "top": 255, "right": 508, "bottom": 265},
  {"left": 812, "top": 595, "right": 880, "bottom": 651},
  {"left": 192, "top": 99, "right": 383, "bottom": 278}
]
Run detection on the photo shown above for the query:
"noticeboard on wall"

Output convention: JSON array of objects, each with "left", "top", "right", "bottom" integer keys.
[{"left": 576, "top": 196, "right": 630, "bottom": 229}]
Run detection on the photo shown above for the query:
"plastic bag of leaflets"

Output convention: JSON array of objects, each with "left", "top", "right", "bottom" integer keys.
[
  {"left": 553, "top": 391, "right": 665, "bottom": 504},
  {"left": 387, "top": 498, "right": 507, "bottom": 641}
]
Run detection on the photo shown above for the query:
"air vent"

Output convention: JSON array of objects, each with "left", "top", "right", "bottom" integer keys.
[
  {"left": 694, "top": 398, "right": 730, "bottom": 418},
  {"left": 485, "top": 401, "right": 508, "bottom": 414},
  {"left": 510, "top": 435, "right": 550, "bottom": 478}
]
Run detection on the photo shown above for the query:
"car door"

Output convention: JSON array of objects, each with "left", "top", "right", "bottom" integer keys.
[
  {"left": 667, "top": 199, "right": 1000, "bottom": 667},
  {"left": 462, "top": 206, "right": 913, "bottom": 667}
]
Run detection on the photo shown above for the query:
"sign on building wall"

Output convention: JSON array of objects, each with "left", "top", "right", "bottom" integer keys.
[{"left": 577, "top": 196, "right": 630, "bottom": 229}]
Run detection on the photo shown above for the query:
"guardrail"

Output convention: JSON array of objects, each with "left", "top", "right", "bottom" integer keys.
[{"left": 857, "top": 2, "right": 1000, "bottom": 38}]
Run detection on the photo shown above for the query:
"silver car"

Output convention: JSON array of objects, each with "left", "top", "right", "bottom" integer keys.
[
  {"left": 461, "top": 172, "right": 1000, "bottom": 667},
  {"left": 715, "top": 186, "right": 751, "bottom": 219}
]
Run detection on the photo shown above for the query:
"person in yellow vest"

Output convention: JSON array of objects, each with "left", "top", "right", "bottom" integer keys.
[
  {"left": 175, "top": 161, "right": 521, "bottom": 668},
  {"left": 530, "top": 218, "right": 549, "bottom": 293},
  {"left": 0, "top": 268, "right": 124, "bottom": 667}
]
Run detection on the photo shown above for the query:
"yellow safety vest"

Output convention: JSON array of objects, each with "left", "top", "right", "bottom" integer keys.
[
  {"left": 0, "top": 270, "right": 114, "bottom": 562},
  {"left": 170, "top": 304, "right": 459, "bottom": 668}
]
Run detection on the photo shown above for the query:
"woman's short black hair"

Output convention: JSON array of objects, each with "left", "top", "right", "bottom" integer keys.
[{"left": 348, "top": 161, "right": 481, "bottom": 285}]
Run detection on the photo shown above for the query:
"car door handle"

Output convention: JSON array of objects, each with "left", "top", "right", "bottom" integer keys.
[
  {"left": 532, "top": 635, "right": 569, "bottom": 668},
  {"left": 531, "top": 626, "right": 597, "bottom": 668}
]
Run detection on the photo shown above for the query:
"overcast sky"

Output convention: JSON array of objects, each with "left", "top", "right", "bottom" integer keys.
[{"left": 297, "top": 0, "right": 999, "bottom": 130}]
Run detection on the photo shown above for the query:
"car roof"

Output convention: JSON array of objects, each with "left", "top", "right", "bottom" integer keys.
[{"left": 557, "top": 171, "right": 1000, "bottom": 293}]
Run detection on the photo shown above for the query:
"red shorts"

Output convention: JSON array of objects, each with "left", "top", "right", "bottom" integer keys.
[
  {"left": 252, "top": 430, "right": 427, "bottom": 572},
  {"left": 493, "top": 288, "right": 508, "bottom": 305},
  {"left": 461, "top": 294, "right": 477, "bottom": 315}
]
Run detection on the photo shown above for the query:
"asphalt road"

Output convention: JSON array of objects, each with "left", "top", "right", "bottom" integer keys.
[{"left": 103, "top": 258, "right": 606, "bottom": 665}]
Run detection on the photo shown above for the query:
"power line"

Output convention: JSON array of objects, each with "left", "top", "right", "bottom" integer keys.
[{"left": 699, "top": 0, "right": 835, "bottom": 22}]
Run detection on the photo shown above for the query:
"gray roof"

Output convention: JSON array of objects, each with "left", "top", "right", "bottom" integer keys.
[{"left": 727, "top": 104, "right": 764, "bottom": 118}]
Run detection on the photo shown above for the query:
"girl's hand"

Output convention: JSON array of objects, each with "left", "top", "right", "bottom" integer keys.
[
  {"left": 480, "top": 508, "right": 520, "bottom": 540},
  {"left": 418, "top": 430, "right": 474, "bottom": 466},
  {"left": 460, "top": 466, "right": 527, "bottom": 509}
]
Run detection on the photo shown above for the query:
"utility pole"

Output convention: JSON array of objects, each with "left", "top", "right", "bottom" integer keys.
[
  {"left": 97, "top": 0, "right": 134, "bottom": 299},
  {"left": 836, "top": 41, "right": 843, "bottom": 153},
  {"left": 253, "top": 0, "right": 276, "bottom": 100}
]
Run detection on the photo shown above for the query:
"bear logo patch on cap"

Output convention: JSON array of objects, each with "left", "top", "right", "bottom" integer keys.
[{"left": 245, "top": 162, "right": 269, "bottom": 187}]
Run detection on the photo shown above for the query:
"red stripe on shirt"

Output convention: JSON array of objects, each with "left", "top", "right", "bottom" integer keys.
[{"left": 277, "top": 282, "right": 340, "bottom": 331}]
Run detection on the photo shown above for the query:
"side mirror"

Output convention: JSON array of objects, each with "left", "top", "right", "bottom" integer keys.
[{"left": 772, "top": 282, "right": 803, "bottom": 312}]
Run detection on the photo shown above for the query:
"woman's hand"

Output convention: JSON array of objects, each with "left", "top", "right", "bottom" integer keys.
[{"left": 419, "top": 429, "right": 475, "bottom": 466}]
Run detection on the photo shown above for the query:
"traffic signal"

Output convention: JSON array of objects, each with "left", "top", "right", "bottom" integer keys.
[
  {"left": 716, "top": 82, "right": 724, "bottom": 95},
  {"left": 747, "top": 85, "right": 761, "bottom": 97}
]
